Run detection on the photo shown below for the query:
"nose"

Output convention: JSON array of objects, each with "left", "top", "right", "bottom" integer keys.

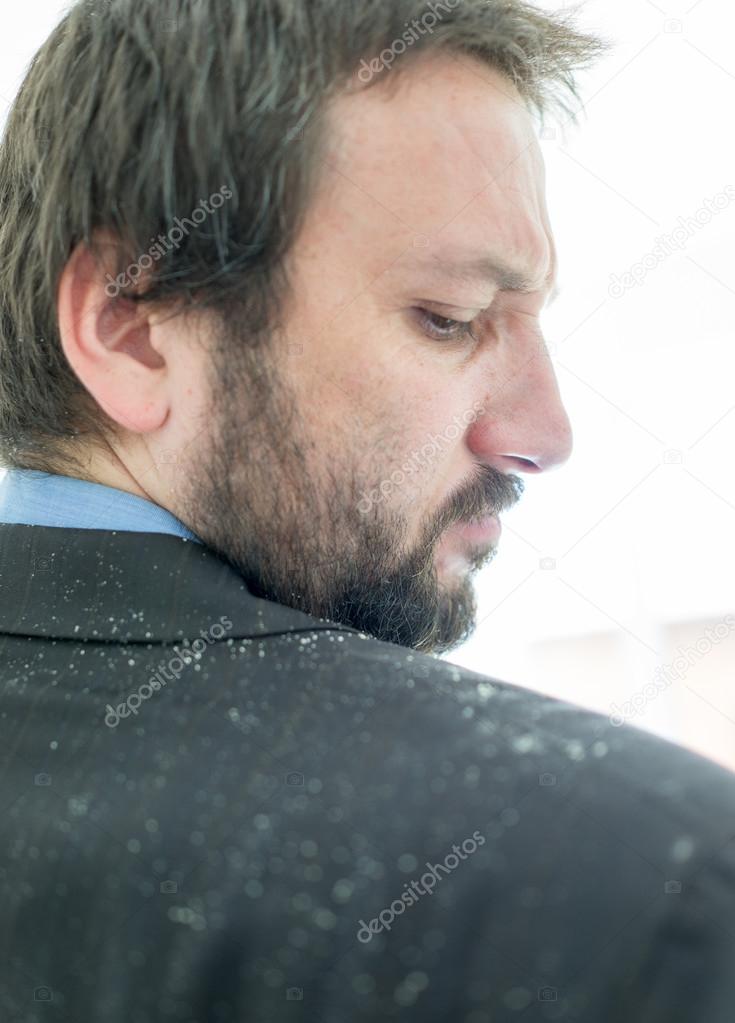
[{"left": 467, "top": 340, "right": 573, "bottom": 475}]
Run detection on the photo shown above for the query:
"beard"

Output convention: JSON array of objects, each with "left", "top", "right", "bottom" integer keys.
[{"left": 175, "top": 328, "right": 523, "bottom": 655}]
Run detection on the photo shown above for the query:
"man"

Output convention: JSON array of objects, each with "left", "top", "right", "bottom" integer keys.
[{"left": 0, "top": 1, "right": 734, "bottom": 1020}]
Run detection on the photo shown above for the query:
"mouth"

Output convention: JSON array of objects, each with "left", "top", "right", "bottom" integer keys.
[
  {"left": 434, "top": 513, "right": 501, "bottom": 577},
  {"left": 452, "top": 513, "right": 502, "bottom": 546}
]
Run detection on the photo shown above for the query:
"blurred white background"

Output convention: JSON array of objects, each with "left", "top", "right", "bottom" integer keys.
[{"left": 1, "top": 1, "right": 734, "bottom": 768}]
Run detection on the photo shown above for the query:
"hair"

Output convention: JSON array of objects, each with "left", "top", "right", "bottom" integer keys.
[{"left": 0, "top": 0, "right": 605, "bottom": 475}]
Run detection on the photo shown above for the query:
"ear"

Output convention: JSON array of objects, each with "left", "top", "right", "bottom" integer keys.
[{"left": 56, "top": 233, "right": 170, "bottom": 434}]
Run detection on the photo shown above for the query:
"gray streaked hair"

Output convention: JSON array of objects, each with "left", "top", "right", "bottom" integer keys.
[{"left": 0, "top": 0, "right": 605, "bottom": 474}]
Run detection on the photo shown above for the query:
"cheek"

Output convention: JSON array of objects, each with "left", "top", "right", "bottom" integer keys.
[
  {"left": 361, "top": 359, "right": 471, "bottom": 457},
  {"left": 371, "top": 412, "right": 463, "bottom": 513},
  {"left": 289, "top": 308, "right": 472, "bottom": 497}
]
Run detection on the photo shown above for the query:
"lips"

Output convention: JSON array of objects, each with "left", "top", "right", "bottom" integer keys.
[{"left": 453, "top": 514, "right": 502, "bottom": 545}]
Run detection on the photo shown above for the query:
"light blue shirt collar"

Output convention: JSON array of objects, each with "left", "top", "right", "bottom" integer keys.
[{"left": 0, "top": 469, "right": 203, "bottom": 544}]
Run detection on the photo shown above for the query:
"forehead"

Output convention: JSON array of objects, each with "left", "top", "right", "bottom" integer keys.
[{"left": 322, "top": 52, "right": 553, "bottom": 276}]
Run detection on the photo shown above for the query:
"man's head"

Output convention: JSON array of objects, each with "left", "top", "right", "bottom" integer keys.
[{"left": 0, "top": 0, "right": 604, "bottom": 653}]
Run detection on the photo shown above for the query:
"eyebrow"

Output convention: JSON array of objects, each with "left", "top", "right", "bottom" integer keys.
[{"left": 407, "top": 253, "right": 558, "bottom": 301}]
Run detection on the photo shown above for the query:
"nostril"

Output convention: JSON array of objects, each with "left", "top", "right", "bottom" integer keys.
[{"left": 507, "top": 455, "right": 542, "bottom": 474}]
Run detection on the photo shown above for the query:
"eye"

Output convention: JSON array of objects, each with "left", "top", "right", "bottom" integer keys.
[{"left": 414, "top": 308, "right": 479, "bottom": 343}]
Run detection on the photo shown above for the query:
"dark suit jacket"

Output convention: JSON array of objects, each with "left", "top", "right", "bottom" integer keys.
[{"left": 2, "top": 522, "right": 735, "bottom": 1022}]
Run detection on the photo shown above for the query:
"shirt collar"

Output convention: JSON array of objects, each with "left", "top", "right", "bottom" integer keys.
[{"left": 0, "top": 469, "right": 202, "bottom": 543}]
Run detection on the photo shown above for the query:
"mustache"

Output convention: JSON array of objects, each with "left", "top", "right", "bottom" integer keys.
[{"left": 432, "top": 465, "right": 524, "bottom": 536}]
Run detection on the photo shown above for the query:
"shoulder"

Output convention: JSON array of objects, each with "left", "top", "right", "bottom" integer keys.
[
  {"left": 196, "top": 628, "right": 735, "bottom": 1016},
  {"left": 208, "top": 626, "right": 735, "bottom": 855}
]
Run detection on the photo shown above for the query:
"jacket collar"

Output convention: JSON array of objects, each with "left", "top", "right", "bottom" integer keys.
[{"left": 0, "top": 524, "right": 362, "bottom": 643}]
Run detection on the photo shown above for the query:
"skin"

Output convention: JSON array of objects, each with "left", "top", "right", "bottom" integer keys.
[{"left": 55, "top": 52, "right": 572, "bottom": 654}]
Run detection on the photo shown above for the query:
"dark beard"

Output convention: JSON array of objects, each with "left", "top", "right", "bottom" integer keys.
[{"left": 176, "top": 334, "right": 522, "bottom": 654}]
